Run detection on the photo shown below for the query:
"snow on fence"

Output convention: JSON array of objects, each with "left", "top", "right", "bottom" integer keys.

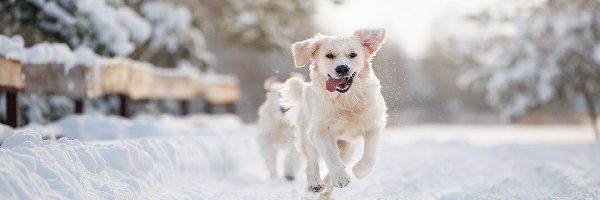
[{"left": 0, "top": 35, "right": 240, "bottom": 127}]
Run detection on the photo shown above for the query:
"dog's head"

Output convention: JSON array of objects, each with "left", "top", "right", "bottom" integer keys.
[{"left": 291, "top": 28, "right": 385, "bottom": 93}]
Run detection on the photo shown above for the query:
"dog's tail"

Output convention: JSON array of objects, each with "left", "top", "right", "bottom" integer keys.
[
  {"left": 263, "top": 76, "right": 279, "bottom": 90},
  {"left": 280, "top": 76, "right": 306, "bottom": 110},
  {"left": 288, "top": 72, "right": 305, "bottom": 81}
]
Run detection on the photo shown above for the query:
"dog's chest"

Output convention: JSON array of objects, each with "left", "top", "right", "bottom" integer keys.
[{"left": 329, "top": 97, "right": 385, "bottom": 134}]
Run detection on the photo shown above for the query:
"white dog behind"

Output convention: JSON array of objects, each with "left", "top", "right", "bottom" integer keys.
[
  {"left": 257, "top": 75, "right": 303, "bottom": 181},
  {"left": 281, "top": 28, "right": 387, "bottom": 199}
]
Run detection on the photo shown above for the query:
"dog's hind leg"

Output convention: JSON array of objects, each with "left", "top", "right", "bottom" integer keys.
[
  {"left": 353, "top": 127, "right": 382, "bottom": 178},
  {"left": 283, "top": 143, "right": 301, "bottom": 181},
  {"left": 259, "top": 140, "right": 278, "bottom": 179}
]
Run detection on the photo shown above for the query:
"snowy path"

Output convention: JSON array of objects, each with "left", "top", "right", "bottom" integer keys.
[{"left": 1, "top": 115, "right": 599, "bottom": 199}]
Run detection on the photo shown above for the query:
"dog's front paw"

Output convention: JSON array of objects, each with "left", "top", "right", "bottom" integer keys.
[
  {"left": 330, "top": 169, "right": 351, "bottom": 188},
  {"left": 307, "top": 180, "right": 325, "bottom": 193}
]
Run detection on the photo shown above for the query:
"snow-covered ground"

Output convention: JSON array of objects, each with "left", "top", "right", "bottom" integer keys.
[{"left": 0, "top": 115, "right": 599, "bottom": 199}]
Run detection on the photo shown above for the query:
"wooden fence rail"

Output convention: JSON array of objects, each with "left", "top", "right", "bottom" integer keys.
[{"left": 0, "top": 56, "right": 240, "bottom": 128}]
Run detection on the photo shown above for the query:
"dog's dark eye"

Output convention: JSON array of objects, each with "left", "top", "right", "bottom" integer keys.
[
  {"left": 349, "top": 52, "right": 357, "bottom": 58},
  {"left": 326, "top": 53, "right": 335, "bottom": 59}
]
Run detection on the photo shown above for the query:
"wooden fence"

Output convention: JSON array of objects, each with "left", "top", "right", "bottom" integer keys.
[{"left": 0, "top": 56, "right": 239, "bottom": 128}]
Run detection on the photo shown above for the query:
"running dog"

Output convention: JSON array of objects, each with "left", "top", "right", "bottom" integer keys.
[
  {"left": 281, "top": 28, "right": 387, "bottom": 199},
  {"left": 257, "top": 75, "right": 303, "bottom": 181}
]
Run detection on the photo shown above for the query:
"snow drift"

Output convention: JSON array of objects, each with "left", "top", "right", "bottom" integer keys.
[{"left": 0, "top": 114, "right": 599, "bottom": 199}]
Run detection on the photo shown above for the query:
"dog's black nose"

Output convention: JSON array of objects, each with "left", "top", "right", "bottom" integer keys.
[{"left": 335, "top": 65, "right": 350, "bottom": 76}]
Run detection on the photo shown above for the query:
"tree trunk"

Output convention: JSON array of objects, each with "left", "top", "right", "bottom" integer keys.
[{"left": 581, "top": 83, "right": 599, "bottom": 140}]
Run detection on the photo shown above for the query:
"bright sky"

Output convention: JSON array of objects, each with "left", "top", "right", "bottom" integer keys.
[{"left": 313, "top": 0, "right": 498, "bottom": 59}]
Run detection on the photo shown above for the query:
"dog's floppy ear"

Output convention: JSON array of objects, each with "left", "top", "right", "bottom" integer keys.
[
  {"left": 353, "top": 28, "right": 385, "bottom": 57},
  {"left": 263, "top": 76, "right": 278, "bottom": 90},
  {"left": 291, "top": 35, "right": 321, "bottom": 68}
]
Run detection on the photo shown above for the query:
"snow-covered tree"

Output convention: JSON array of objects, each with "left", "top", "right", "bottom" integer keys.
[
  {"left": 218, "top": 0, "right": 314, "bottom": 51},
  {"left": 130, "top": 0, "right": 215, "bottom": 69},
  {"left": 454, "top": 0, "right": 600, "bottom": 137},
  {"left": 0, "top": 0, "right": 214, "bottom": 70},
  {"left": 2, "top": 0, "right": 151, "bottom": 56}
]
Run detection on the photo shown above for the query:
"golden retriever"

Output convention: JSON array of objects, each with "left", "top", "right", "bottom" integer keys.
[
  {"left": 257, "top": 75, "right": 302, "bottom": 181},
  {"left": 281, "top": 28, "right": 387, "bottom": 199}
]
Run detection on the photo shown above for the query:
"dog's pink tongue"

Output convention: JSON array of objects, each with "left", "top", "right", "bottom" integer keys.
[{"left": 326, "top": 78, "right": 345, "bottom": 92}]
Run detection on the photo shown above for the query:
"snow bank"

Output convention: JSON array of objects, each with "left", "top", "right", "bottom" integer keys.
[
  {"left": 1, "top": 133, "right": 42, "bottom": 149},
  {"left": 0, "top": 124, "right": 14, "bottom": 144},
  {"left": 13, "top": 114, "right": 242, "bottom": 142},
  {"left": 1, "top": 115, "right": 598, "bottom": 199},
  {"left": 0, "top": 115, "right": 264, "bottom": 199}
]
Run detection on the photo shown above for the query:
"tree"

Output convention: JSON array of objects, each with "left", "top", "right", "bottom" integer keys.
[
  {"left": 1, "top": 0, "right": 151, "bottom": 56},
  {"left": 217, "top": 0, "right": 314, "bottom": 51},
  {"left": 0, "top": 0, "right": 214, "bottom": 70},
  {"left": 454, "top": 0, "right": 600, "bottom": 138}
]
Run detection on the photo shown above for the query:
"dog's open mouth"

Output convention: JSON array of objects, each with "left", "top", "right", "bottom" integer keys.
[{"left": 326, "top": 72, "right": 356, "bottom": 93}]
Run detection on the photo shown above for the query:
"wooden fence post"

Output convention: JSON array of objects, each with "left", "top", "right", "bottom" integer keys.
[
  {"left": 226, "top": 103, "right": 236, "bottom": 114},
  {"left": 74, "top": 99, "right": 84, "bottom": 114},
  {"left": 180, "top": 100, "right": 189, "bottom": 116},
  {"left": 119, "top": 94, "right": 129, "bottom": 118},
  {"left": 204, "top": 102, "right": 214, "bottom": 114},
  {"left": 6, "top": 91, "right": 18, "bottom": 128}
]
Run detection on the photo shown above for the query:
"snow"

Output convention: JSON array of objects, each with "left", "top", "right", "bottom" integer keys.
[
  {"left": 21, "top": 43, "right": 75, "bottom": 66},
  {"left": 73, "top": 46, "right": 105, "bottom": 68},
  {"left": 0, "top": 114, "right": 598, "bottom": 199},
  {"left": 0, "top": 124, "right": 14, "bottom": 144},
  {"left": 1, "top": 133, "right": 42, "bottom": 149},
  {"left": 115, "top": 7, "right": 152, "bottom": 43},
  {"left": 141, "top": 1, "right": 191, "bottom": 53},
  {"left": 203, "top": 72, "right": 240, "bottom": 85},
  {"left": 40, "top": 1, "right": 76, "bottom": 26},
  {"left": 0, "top": 35, "right": 24, "bottom": 60},
  {"left": 176, "top": 59, "right": 202, "bottom": 74},
  {"left": 21, "top": 0, "right": 150, "bottom": 56},
  {"left": 1, "top": 40, "right": 105, "bottom": 73},
  {"left": 19, "top": 43, "right": 104, "bottom": 73},
  {"left": 75, "top": 0, "right": 146, "bottom": 55}
]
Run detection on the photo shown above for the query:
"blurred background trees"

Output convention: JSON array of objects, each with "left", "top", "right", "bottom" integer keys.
[{"left": 454, "top": 0, "right": 600, "bottom": 136}]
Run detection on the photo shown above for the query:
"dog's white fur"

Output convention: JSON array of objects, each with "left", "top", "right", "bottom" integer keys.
[
  {"left": 257, "top": 76, "right": 302, "bottom": 181},
  {"left": 281, "top": 28, "right": 387, "bottom": 198}
]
